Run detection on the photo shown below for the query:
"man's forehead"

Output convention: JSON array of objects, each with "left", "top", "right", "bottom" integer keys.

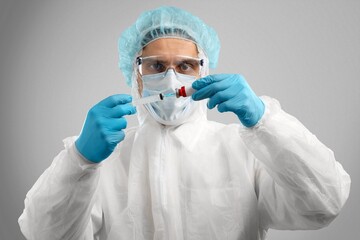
[{"left": 142, "top": 38, "right": 198, "bottom": 57}]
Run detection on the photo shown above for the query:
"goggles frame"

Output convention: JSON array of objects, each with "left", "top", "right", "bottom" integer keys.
[{"left": 136, "top": 55, "right": 204, "bottom": 77}]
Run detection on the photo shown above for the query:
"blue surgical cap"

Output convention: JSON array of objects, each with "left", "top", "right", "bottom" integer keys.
[{"left": 118, "top": 6, "right": 221, "bottom": 86}]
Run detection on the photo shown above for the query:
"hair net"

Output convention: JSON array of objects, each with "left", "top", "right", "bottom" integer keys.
[{"left": 118, "top": 6, "right": 221, "bottom": 86}]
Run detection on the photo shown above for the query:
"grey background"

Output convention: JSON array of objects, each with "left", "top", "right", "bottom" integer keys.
[{"left": 0, "top": 0, "right": 359, "bottom": 239}]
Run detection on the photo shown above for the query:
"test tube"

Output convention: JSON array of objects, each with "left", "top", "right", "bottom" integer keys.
[{"left": 176, "top": 86, "right": 195, "bottom": 98}]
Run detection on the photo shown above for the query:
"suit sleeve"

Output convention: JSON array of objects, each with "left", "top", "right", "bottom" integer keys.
[
  {"left": 18, "top": 136, "right": 102, "bottom": 240},
  {"left": 241, "top": 96, "right": 351, "bottom": 230}
]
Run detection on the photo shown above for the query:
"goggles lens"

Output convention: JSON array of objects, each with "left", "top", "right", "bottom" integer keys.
[{"left": 137, "top": 55, "right": 204, "bottom": 76}]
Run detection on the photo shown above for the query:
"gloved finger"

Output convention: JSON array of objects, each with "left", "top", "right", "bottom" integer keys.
[
  {"left": 192, "top": 74, "right": 245, "bottom": 101},
  {"left": 192, "top": 79, "right": 234, "bottom": 101},
  {"left": 101, "top": 117, "right": 127, "bottom": 131},
  {"left": 217, "top": 96, "right": 246, "bottom": 114},
  {"left": 218, "top": 97, "right": 259, "bottom": 128},
  {"left": 192, "top": 74, "right": 228, "bottom": 90},
  {"left": 98, "top": 94, "right": 132, "bottom": 108},
  {"left": 207, "top": 86, "right": 239, "bottom": 109},
  {"left": 104, "top": 130, "right": 126, "bottom": 145},
  {"left": 107, "top": 104, "right": 137, "bottom": 118}
]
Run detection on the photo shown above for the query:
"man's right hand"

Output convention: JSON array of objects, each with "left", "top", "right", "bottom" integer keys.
[{"left": 75, "top": 94, "right": 136, "bottom": 163}]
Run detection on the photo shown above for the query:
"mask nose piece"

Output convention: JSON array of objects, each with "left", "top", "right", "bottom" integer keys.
[
  {"left": 163, "top": 68, "right": 177, "bottom": 78},
  {"left": 162, "top": 69, "right": 179, "bottom": 91}
]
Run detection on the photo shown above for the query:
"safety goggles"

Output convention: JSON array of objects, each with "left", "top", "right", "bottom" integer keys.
[{"left": 136, "top": 55, "right": 204, "bottom": 77}]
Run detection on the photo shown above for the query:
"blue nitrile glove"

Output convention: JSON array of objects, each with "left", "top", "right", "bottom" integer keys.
[
  {"left": 75, "top": 94, "right": 136, "bottom": 163},
  {"left": 192, "top": 74, "right": 265, "bottom": 128}
]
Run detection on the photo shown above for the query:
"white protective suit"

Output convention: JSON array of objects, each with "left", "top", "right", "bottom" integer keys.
[{"left": 19, "top": 95, "right": 351, "bottom": 240}]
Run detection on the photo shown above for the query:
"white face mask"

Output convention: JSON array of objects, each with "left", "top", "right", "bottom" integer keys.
[{"left": 141, "top": 69, "right": 197, "bottom": 125}]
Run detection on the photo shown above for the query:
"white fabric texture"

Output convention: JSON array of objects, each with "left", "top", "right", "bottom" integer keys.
[{"left": 18, "top": 96, "right": 351, "bottom": 240}]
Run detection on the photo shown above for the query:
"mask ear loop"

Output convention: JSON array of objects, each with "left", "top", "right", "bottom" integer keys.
[
  {"left": 132, "top": 50, "right": 144, "bottom": 97},
  {"left": 196, "top": 45, "right": 209, "bottom": 77},
  {"left": 194, "top": 45, "right": 210, "bottom": 119}
]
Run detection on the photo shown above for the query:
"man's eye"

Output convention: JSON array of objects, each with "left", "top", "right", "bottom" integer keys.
[
  {"left": 179, "top": 63, "right": 192, "bottom": 71},
  {"left": 149, "top": 62, "right": 166, "bottom": 72}
]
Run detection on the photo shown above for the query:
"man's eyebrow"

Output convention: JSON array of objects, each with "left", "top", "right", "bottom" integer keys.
[{"left": 147, "top": 58, "right": 167, "bottom": 64}]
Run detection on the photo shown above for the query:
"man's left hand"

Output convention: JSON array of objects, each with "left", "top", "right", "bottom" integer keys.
[{"left": 192, "top": 74, "right": 265, "bottom": 127}]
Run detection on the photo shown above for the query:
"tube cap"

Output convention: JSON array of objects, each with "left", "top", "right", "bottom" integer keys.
[{"left": 176, "top": 86, "right": 195, "bottom": 98}]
